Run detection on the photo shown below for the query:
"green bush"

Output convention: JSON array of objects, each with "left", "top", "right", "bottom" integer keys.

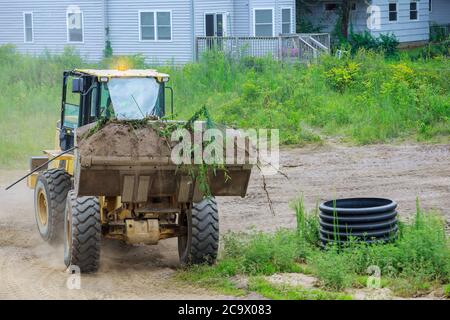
[
  {"left": 309, "top": 249, "right": 355, "bottom": 291},
  {"left": 406, "top": 40, "right": 450, "bottom": 60},
  {"left": 103, "top": 40, "right": 113, "bottom": 58},
  {"left": 325, "top": 61, "right": 360, "bottom": 92},
  {"left": 348, "top": 32, "right": 399, "bottom": 57}
]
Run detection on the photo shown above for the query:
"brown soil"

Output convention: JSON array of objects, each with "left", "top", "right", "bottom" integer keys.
[
  {"left": 0, "top": 143, "right": 449, "bottom": 299},
  {"left": 76, "top": 121, "right": 251, "bottom": 163},
  {"left": 77, "top": 122, "right": 172, "bottom": 158},
  {"left": 221, "top": 143, "right": 450, "bottom": 232}
]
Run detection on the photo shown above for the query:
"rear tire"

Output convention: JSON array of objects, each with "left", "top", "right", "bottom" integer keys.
[
  {"left": 34, "top": 169, "right": 71, "bottom": 243},
  {"left": 178, "top": 198, "right": 219, "bottom": 265},
  {"left": 64, "top": 191, "right": 101, "bottom": 273}
]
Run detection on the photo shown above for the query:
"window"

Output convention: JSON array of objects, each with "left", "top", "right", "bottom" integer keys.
[
  {"left": 157, "top": 12, "right": 172, "bottom": 40},
  {"left": 140, "top": 12, "right": 155, "bottom": 40},
  {"left": 325, "top": 3, "right": 339, "bottom": 11},
  {"left": 23, "top": 12, "right": 33, "bottom": 43},
  {"left": 281, "top": 8, "right": 292, "bottom": 34},
  {"left": 254, "top": 9, "right": 273, "bottom": 37},
  {"left": 139, "top": 11, "right": 172, "bottom": 41},
  {"left": 389, "top": 3, "right": 397, "bottom": 22},
  {"left": 205, "top": 13, "right": 226, "bottom": 37},
  {"left": 107, "top": 78, "right": 161, "bottom": 120},
  {"left": 67, "top": 11, "right": 83, "bottom": 42},
  {"left": 90, "top": 86, "right": 98, "bottom": 118},
  {"left": 64, "top": 77, "right": 80, "bottom": 129},
  {"left": 429, "top": 0, "right": 432, "bottom": 12},
  {"left": 324, "top": 3, "right": 354, "bottom": 12},
  {"left": 410, "top": 1, "right": 418, "bottom": 20}
]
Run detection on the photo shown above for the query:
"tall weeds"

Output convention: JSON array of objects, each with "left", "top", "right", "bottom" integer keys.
[{"left": 0, "top": 45, "right": 449, "bottom": 167}]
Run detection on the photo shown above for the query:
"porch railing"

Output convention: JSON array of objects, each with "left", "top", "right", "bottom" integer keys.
[
  {"left": 430, "top": 24, "right": 450, "bottom": 40},
  {"left": 195, "top": 33, "right": 330, "bottom": 62}
]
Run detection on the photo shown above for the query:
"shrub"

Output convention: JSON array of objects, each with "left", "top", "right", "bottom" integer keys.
[
  {"left": 348, "top": 32, "right": 399, "bottom": 57},
  {"left": 325, "top": 61, "right": 360, "bottom": 91},
  {"left": 378, "top": 33, "right": 400, "bottom": 57},
  {"left": 407, "top": 40, "right": 450, "bottom": 60},
  {"left": 310, "top": 248, "right": 355, "bottom": 290},
  {"left": 103, "top": 40, "right": 113, "bottom": 58}
]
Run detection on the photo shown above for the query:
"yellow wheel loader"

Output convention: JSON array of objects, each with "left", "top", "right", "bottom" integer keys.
[{"left": 24, "top": 69, "right": 252, "bottom": 273}]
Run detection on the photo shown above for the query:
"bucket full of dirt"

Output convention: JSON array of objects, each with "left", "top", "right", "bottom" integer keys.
[{"left": 74, "top": 120, "right": 253, "bottom": 203}]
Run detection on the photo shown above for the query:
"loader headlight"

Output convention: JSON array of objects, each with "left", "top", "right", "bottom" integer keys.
[{"left": 158, "top": 76, "right": 169, "bottom": 83}]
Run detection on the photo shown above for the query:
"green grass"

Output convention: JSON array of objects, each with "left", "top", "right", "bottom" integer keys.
[
  {"left": 443, "top": 284, "right": 450, "bottom": 298},
  {"left": 248, "top": 277, "right": 352, "bottom": 300},
  {"left": 0, "top": 45, "right": 93, "bottom": 167},
  {"left": 175, "top": 263, "right": 246, "bottom": 296},
  {"left": 175, "top": 197, "right": 450, "bottom": 299},
  {"left": 0, "top": 44, "right": 449, "bottom": 168}
]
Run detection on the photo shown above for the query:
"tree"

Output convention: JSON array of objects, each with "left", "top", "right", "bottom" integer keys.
[
  {"left": 296, "top": 0, "right": 353, "bottom": 39},
  {"left": 339, "top": 0, "right": 352, "bottom": 39}
]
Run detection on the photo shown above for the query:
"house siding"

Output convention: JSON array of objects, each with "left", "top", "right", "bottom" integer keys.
[
  {"left": 0, "top": 0, "right": 298, "bottom": 64},
  {"left": 429, "top": 0, "right": 450, "bottom": 25},
  {"left": 371, "top": 0, "right": 429, "bottom": 43},
  {"left": 234, "top": 0, "right": 250, "bottom": 36},
  {"left": 0, "top": 0, "right": 105, "bottom": 61},
  {"left": 107, "top": 0, "right": 193, "bottom": 65},
  {"left": 304, "top": 0, "right": 430, "bottom": 43}
]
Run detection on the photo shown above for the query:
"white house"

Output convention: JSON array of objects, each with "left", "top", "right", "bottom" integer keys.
[
  {"left": 303, "top": 0, "right": 450, "bottom": 45},
  {"left": 0, "top": 0, "right": 297, "bottom": 64}
]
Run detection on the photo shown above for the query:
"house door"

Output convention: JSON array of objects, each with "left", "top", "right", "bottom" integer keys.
[{"left": 205, "top": 13, "right": 224, "bottom": 37}]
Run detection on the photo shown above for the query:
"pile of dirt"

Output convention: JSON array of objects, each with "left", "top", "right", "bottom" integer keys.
[
  {"left": 76, "top": 120, "right": 253, "bottom": 162},
  {"left": 76, "top": 121, "right": 174, "bottom": 158}
]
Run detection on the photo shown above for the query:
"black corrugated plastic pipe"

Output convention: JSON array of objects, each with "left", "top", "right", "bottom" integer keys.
[{"left": 319, "top": 198, "right": 398, "bottom": 246}]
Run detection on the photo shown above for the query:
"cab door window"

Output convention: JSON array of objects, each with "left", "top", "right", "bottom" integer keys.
[
  {"left": 90, "top": 85, "right": 99, "bottom": 120},
  {"left": 63, "top": 76, "right": 80, "bottom": 128},
  {"left": 100, "top": 82, "right": 115, "bottom": 118}
]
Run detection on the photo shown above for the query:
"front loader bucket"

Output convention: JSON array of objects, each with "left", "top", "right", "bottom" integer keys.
[{"left": 74, "top": 121, "right": 252, "bottom": 203}]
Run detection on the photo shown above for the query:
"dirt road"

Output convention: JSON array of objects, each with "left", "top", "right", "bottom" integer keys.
[{"left": 0, "top": 143, "right": 449, "bottom": 299}]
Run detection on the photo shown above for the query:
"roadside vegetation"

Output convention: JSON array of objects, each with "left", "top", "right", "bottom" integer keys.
[
  {"left": 0, "top": 42, "right": 449, "bottom": 167},
  {"left": 175, "top": 197, "right": 450, "bottom": 300}
]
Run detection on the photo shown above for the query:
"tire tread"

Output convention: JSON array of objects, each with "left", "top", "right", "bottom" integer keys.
[
  {"left": 190, "top": 198, "right": 219, "bottom": 264},
  {"left": 65, "top": 191, "right": 101, "bottom": 273}
]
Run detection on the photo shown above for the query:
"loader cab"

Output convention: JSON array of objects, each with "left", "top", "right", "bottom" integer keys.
[{"left": 60, "top": 69, "right": 170, "bottom": 151}]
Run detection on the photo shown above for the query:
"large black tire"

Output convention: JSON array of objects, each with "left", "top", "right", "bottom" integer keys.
[
  {"left": 178, "top": 198, "right": 219, "bottom": 265},
  {"left": 34, "top": 168, "right": 71, "bottom": 243},
  {"left": 64, "top": 191, "right": 101, "bottom": 273}
]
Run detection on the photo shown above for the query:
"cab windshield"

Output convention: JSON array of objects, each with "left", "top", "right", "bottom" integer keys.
[{"left": 106, "top": 77, "right": 161, "bottom": 120}]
